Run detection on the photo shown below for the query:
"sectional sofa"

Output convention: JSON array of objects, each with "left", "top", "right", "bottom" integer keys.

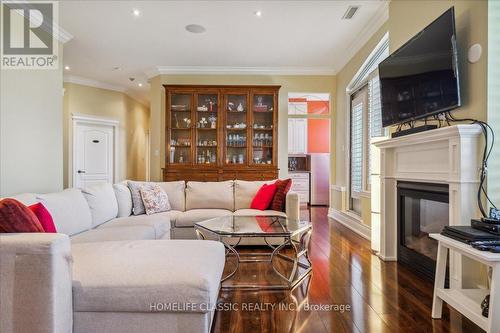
[{"left": 0, "top": 179, "right": 299, "bottom": 333}]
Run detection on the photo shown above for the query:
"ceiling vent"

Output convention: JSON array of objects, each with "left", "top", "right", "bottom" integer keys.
[{"left": 342, "top": 6, "right": 359, "bottom": 20}]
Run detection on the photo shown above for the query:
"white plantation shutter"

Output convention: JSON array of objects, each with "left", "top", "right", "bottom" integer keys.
[
  {"left": 367, "top": 74, "right": 384, "bottom": 187},
  {"left": 368, "top": 75, "right": 383, "bottom": 138},
  {"left": 350, "top": 102, "right": 363, "bottom": 196}
]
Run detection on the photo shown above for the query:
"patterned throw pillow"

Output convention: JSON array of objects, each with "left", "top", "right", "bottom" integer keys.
[
  {"left": 128, "top": 181, "right": 157, "bottom": 215},
  {"left": 270, "top": 178, "right": 292, "bottom": 212},
  {"left": 140, "top": 185, "right": 171, "bottom": 215}
]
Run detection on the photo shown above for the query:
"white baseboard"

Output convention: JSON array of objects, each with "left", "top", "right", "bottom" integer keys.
[{"left": 328, "top": 208, "right": 371, "bottom": 240}]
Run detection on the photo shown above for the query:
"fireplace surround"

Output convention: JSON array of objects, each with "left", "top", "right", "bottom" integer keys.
[{"left": 374, "top": 125, "right": 482, "bottom": 287}]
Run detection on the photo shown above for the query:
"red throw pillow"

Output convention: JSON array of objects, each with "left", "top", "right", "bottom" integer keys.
[
  {"left": 250, "top": 183, "right": 278, "bottom": 210},
  {"left": 270, "top": 178, "right": 292, "bottom": 212},
  {"left": 29, "top": 203, "right": 57, "bottom": 233},
  {"left": 0, "top": 199, "right": 45, "bottom": 233}
]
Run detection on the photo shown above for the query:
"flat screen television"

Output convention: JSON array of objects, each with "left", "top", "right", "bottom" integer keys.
[{"left": 379, "top": 7, "right": 461, "bottom": 127}]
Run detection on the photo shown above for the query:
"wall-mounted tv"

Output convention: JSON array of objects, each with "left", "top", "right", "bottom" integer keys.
[{"left": 379, "top": 7, "right": 461, "bottom": 127}]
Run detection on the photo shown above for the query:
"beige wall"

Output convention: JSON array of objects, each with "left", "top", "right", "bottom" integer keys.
[
  {"left": 389, "top": 0, "right": 488, "bottom": 122},
  {"left": 0, "top": 49, "right": 64, "bottom": 197},
  {"left": 63, "top": 83, "right": 150, "bottom": 187},
  {"left": 149, "top": 75, "right": 336, "bottom": 183},
  {"left": 488, "top": 0, "right": 500, "bottom": 207}
]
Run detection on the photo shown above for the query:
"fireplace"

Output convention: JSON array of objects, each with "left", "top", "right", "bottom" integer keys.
[
  {"left": 397, "top": 181, "right": 449, "bottom": 281},
  {"left": 374, "top": 125, "right": 483, "bottom": 288}
]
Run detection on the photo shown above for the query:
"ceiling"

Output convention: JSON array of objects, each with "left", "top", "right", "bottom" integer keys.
[{"left": 60, "top": 0, "right": 388, "bottom": 104}]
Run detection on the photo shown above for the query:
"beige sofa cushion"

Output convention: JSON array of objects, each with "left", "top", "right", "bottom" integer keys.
[
  {"left": 37, "top": 189, "right": 92, "bottom": 236},
  {"left": 233, "top": 209, "right": 286, "bottom": 218},
  {"left": 71, "top": 226, "right": 157, "bottom": 243},
  {"left": 175, "top": 209, "right": 232, "bottom": 228},
  {"left": 82, "top": 183, "right": 118, "bottom": 227},
  {"left": 97, "top": 211, "right": 177, "bottom": 237},
  {"left": 113, "top": 183, "right": 133, "bottom": 217},
  {"left": 234, "top": 180, "right": 276, "bottom": 210},
  {"left": 186, "top": 181, "right": 234, "bottom": 211},
  {"left": 71, "top": 240, "right": 225, "bottom": 313},
  {"left": 157, "top": 181, "right": 186, "bottom": 212}
]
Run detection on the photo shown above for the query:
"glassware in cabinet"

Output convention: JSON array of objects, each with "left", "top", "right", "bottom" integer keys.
[
  {"left": 169, "top": 93, "right": 193, "bottom": 164},
  {"left": 251, "top": 94, "right": 274, "bottom": 165},
  {"left": 224, "top": 94, "right": 248, "bottom": 165},
  {"left": 195, "top": 93, "right": 218, "bottom": 165}
]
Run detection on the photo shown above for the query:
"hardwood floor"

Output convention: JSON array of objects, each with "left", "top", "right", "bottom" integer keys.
[{"left": 212, "top": 206, "right": 485, "bottom": 333}]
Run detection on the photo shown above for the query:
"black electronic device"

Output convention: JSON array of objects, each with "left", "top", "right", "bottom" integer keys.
[
  {"left": 441, "top": 225, "right": 500, "bottom": 244},
  {"left": 472, "top": 219, "right": 500, "bottom": 235}
]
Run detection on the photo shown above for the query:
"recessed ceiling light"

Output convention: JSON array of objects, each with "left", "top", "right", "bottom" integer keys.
[
  {"left": 113, "top": 66, "right": 121, "bottom": 71},
  {"left": 185, "top": 24, "right": 206, "bottom": 34},
  {"left": 254, "top": 10, "right": 262, "bottom": 17},
  {"left": 64, "top": 65, "right": 70, "bottom": 70},
  {"left": 132, "top": 9, "right": 141, "bottom": 17},
  {"left": 138, "top": 83, "right": 143, "bottom": 87}
]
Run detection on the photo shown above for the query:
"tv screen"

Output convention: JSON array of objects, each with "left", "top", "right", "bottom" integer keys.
[{"left": 379, "top": 7, "right": 460, "bottom": 127}]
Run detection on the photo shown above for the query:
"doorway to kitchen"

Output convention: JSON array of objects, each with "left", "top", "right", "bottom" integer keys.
[{"left": 288, "top": 93, "right": 330, "bottom": 206}]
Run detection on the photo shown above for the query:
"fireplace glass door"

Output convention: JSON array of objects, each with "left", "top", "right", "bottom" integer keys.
[{"left": 397, "top": 182, "right": 449, "bottom": 281}]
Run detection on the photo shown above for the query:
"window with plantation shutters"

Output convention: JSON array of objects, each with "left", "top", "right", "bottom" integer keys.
[{"left": 346, "top": 32, "right": 389, "bottom": 213}]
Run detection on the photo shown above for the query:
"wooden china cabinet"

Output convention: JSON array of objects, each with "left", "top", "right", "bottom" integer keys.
[{"left": 163, "top": 85, "right": 280, "bottom": 182}]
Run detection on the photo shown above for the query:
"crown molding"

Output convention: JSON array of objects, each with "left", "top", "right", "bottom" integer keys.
[
  {"left": 334, "top": 1, "right": 389, "bottom": 74},
  {"left": 145, "top": 66, "right": 337, "bottom": 78},
  {"left": 64, "top": 75, "right": 127, "bottom": 92},
  {"left": 63, "top": 75, "right": 149, "bottom": 106}
]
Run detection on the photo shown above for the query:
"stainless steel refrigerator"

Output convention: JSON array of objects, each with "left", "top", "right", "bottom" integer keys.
[{"left": 310, "top": 153, "right": 330, "bottom": 205}]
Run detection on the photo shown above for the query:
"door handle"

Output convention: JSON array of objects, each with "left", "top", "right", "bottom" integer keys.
[{"left": 77, "top": 170, "right": 86, "bottom": 174}]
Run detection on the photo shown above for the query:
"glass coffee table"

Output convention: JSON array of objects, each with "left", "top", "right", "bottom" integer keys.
[{"left": 194, "top": 215, "right": 312, "bottom": 290}]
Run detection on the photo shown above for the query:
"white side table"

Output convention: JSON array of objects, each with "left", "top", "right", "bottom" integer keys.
[{"left": 430, "top": 233, "right": 500, "bottom": 333}]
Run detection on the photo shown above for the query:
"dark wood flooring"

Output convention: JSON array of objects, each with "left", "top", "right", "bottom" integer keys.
[{"left": 212, "top": 206, "right": 485, "bottom": 333}]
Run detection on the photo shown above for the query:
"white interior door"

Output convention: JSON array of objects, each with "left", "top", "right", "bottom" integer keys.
[{"left": 74, "top": 123, "right": 114, "bottom": 189}]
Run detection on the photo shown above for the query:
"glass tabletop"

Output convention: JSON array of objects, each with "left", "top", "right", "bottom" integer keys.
[{"left": 194, "top": 215, "right": 312, "bottom": 237}]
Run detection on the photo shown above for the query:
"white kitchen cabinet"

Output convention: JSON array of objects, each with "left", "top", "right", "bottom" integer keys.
[
  {"left": 287, "top": 118, "right": 307, "bottom": 154},
  {"left": 289, "top": 172, "right": 310, "bottom": 205}
]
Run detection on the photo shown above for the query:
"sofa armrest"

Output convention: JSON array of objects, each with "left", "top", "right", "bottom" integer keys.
[
  {"left": 286, "top": 191, "right": 300, "bottom": 221},
  {"left": 0, "top": 233, "right": 73, "bottom": 333}
]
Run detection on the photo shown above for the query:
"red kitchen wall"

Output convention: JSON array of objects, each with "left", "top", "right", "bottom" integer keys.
[
  {"left": 307, "top": 100, "right": 329, "bottom": 115},
  {"left": 307, "top": 119, "right": 330, "bottom": 153}
]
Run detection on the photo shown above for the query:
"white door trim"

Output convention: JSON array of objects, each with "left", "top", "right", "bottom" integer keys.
[{"left": 71, "top": 114, "right": 119, "bottom": 187}]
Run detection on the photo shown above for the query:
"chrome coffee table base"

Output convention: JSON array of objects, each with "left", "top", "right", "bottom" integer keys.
[{"left": 195, "top": 229, "right": 312, "bottom": 290}]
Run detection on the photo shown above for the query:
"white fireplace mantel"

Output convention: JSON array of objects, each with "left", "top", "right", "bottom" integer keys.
[{"left": 373, "top": 124, "right": 483, "bottom": 287}]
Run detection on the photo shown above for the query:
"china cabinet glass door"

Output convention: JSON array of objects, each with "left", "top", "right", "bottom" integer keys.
[
  {"left": 251, "top": 93, "right": 274, "bottom": 165},
  {"left": 195, "top": 93, "right": 219, "bottom": 165},
  {"left": 169, "top": 93, "right": 192, "bottom": 164},
  {"left": 224, "top": 94, "right": 248, "bottom": 165}
]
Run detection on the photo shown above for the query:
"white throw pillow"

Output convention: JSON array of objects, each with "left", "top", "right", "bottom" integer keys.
[
  {"left": 37, "top": 189, "right": 92, "bottom": 236},
  {"left": 113, "top": 183, "right": 133, "bottom": 217},
  {"left": 140, "top": 185, "right": 171, "bottom": 215},
  {"left": 81, "top": 183, "right": 119, "bottom": 227}
]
